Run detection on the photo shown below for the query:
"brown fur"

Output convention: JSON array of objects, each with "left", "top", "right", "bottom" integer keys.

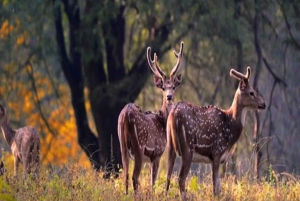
[
  {"left": 165, "top": 67, "right": 266, "bottom": 200},
  {"left": 118, "top": 42, "right": 185, "bottom": 194},
  {"left": 0, "top": 104, "right": 40, "bottom": 179}
]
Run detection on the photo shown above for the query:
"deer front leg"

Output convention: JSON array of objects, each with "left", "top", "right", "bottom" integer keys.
[
  {"left": 165, "top": 142, "right": 176, "bottom": 194},
  {"left": 178, "top": 151, "right": 192, "bottom": 201},
  {"left": 212, "top": 158, "right": 221, "bottom": 196}
]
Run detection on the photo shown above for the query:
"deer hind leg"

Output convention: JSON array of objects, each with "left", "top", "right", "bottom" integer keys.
[
  {"left": 150, "top": 157, "right": 160, "bottom": 190},
  {"left": 22, "top": 152, "right": 32, "bottom": 179},
  {"left": 165, "top": 142, "right": 176, "bottom": 194},
  {"left": 132, "top": 151, "right": 142, "bottom": 194},
  {"left": 178, "top": 151, "right": 192, "bottom": 201},
  {"left": 212, "top": 158, "right": 221, "bottom": 196},
  {"left": 13, "top": 155, "right": 19, "bottom": 177},
  {"left": 31, "top": 150, "right": 40, "bottom": 180},
  {"left": 121, "top": 150, "right": 129, "bottom": 194}
]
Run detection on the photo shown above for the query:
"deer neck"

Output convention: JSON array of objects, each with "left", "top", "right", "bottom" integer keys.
[
  {"left": 228, "top": 90, "right": 248, "bottom": 127},
  {"left": 161, "top": 101, "right": 173, "bottom": 123},
  {"left": 0, "top": 115, "right": 16, "bottom": 147}
]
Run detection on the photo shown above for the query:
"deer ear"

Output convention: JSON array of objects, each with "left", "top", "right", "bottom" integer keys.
[
  {"left": 239, "top": 79, "right": 248, "bottom": 91},
  {"left": 153, "top": 75, "right": 163, "bottom": 89},
  {"left": 174, "top": 74, "right": 182, "bottom": 88}
]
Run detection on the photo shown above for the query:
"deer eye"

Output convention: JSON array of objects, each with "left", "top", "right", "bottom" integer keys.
[
  {"left": 250, "top": 92, "right": 255, "bottom": 97},
  {"left": 172, "top": 86, "right": 176, "bottom": 90},
  {"left": 162, "top": 87, "right": 165, "bottom": 91}
]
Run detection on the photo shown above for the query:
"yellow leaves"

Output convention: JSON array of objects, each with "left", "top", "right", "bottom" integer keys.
[
  {"left": 0, "top": 63, "right": 92, "bottom": 169},
  {"left": 0, "top": 18, "right": 28, "bottom": 46},
  {"left": 16, "top": 34, "right": 25, "bottom": 45},
  {"left": 0, "top": 20, "right": 14, "bottom": 39},
  {"left": 40, "top": 105, "right": 91, "bottom": 168}
]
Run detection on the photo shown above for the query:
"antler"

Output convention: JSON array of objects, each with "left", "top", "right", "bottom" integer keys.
[
  {"left": 147, "top": 47, "right": 166, "bottom": 79},
  {"left": 230, "top": 66, "right": 251, "bottom": 81},
  {"left": 170, "top": 41, "right": 184, "bottom": 80}
]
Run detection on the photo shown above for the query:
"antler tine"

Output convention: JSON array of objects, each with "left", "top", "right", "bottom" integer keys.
[
  {"left": 230, "top": 66, "right": 251, "bottom": 81},
  {"left": 170, "top": 41, "right": 185, "bottom": 78},
  {"left": 245, "top": 66, "right": 251, "bottom": 80},
  {"left": 147, "top": 47, "right": 166, "bottom": 78},
  {"left": 173, "top": 41, "right": 184, "bottom": 58}
]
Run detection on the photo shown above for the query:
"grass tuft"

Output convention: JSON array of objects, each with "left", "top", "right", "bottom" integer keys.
[{"left": 0, "top": 161, "right": 300, "bottom": 201}]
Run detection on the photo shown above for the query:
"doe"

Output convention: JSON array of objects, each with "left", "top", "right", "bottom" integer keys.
[{"left": 0, "top": 104, "right": 40, "bottom": 179}]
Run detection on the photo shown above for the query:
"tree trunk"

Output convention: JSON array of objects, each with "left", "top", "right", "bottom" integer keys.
[
  {"left": 253, "top": 0, "right": 263, "bottom": 179},
  {"left": 54, "top": 0, "right": 173, "bottom": 175},
  {"left": 53, "top": 0, "right": 101, "bottom": 170},
  {"left": 253, "top": 112, "right": 261, "bottom": 179}
]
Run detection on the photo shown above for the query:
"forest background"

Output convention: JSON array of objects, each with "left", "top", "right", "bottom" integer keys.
[{"left": 0, "top": 0, "right": 299, "bottom": 180}]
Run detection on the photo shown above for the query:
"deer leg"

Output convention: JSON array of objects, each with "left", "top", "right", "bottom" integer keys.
[
  {"left": 33, "top": 153, "right": 40, "bottom": 180},
  {"left": 13, "top": 156, "right": 19, "bottom": 177},
  {"left": 165, "top": 143, "right": 176, "bottom": 194},
  {"left": 23, "top": 156, "right": 30, "bottom": 179},
  {"left": 121, "top": 150, "right": 130, "bottom": 194},
  {"left": 178, "top": 151, "right": 192, "bottom": 201},
  {"left": 132, "top": 151, "right": 142, "bottom": 194},
  {"left": 150, "top": 157, "right": 160, "bottom": 190},
  {"left": 212, "top": 158, "right": 221, "bottom": 196}
]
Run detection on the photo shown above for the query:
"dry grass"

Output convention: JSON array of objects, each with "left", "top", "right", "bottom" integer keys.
[{"left": 0, "top": 160, "right": 300, "bottom": 201}]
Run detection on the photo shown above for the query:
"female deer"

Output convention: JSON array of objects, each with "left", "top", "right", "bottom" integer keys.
[{"left": 0, "top": 104, "right": 40, "bottom": 178}]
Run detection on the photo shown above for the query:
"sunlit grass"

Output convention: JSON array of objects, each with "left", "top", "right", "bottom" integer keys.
[{"left": 0, "top": 158, "right": 300, "bottom": 201}]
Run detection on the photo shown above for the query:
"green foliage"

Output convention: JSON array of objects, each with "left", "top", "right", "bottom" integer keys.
[{"left": 0, "top": 177, "right": 15, "bottom": 201}]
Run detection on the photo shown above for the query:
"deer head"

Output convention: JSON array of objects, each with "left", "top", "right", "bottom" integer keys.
[
  {"left": 147, "top": 42, "right": 184, "bottom": 108},
  {"left": 230, "top": 67, "right": 266, "bottom": 111}
]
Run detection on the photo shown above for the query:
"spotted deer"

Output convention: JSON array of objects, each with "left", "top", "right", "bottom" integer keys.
[
  {"left": 165, "top": 67, "right": 266, "bottom": 200},
  {"left": 118, "top": 42, "right": 184, "bottom": 194},
  {"left": 0, "top": 104, "right": 40, "bottom": 179}
]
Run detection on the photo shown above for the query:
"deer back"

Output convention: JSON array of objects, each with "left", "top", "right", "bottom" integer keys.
[
  {"left": 167, "top": 66, "right": 266, "bottom": 163},
  {"left": 118, "top": 103, "right": 166, "bottom": 161}
]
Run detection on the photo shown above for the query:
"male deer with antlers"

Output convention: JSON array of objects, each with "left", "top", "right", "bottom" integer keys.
[
  {"left": 165, "top": 67, "right": 266, "bottom": 200},
  {"left": 0, "top": 104, "right": 40, "bottom": 179},
  {"left": 118, "top": 42, "right": 184, "bottom": 194}
]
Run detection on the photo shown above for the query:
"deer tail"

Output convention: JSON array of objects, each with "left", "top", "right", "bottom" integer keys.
[
  {"left": 167, "top": 109, "right": 182, "bottom": 156},
  {"left": 118, "top": 106, "right": 129, "bottom": 160}
]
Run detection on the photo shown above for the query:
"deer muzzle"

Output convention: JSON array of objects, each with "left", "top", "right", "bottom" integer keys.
[{"left": 258, "top": 103, "right": 266, "bottom": 110}]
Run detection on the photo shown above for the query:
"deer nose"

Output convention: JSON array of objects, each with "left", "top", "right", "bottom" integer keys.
[
  {"left": 259, "top": 103, "right": 266, "bottom": 109},
  {"left": 167, "top": 95, "right": 173, "bottom": 101}
]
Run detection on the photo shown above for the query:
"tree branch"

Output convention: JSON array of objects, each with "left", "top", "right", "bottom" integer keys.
[
  {"left": 281, "top": 5, "right": 300, "bottom": 50},
  {"left": 262, "top": 57, "right": 287, "bottom": 87}
]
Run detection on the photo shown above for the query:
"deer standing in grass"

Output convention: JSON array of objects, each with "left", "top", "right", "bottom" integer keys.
[
  {"left": 118, "top": 42, "right": 184, "bottom": 194},
  {"left": 0, "top": 104, "right": 40, "bottom": 178},
  {"left": 165, "top": 67, "right": 266, "bottom": 200}
]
